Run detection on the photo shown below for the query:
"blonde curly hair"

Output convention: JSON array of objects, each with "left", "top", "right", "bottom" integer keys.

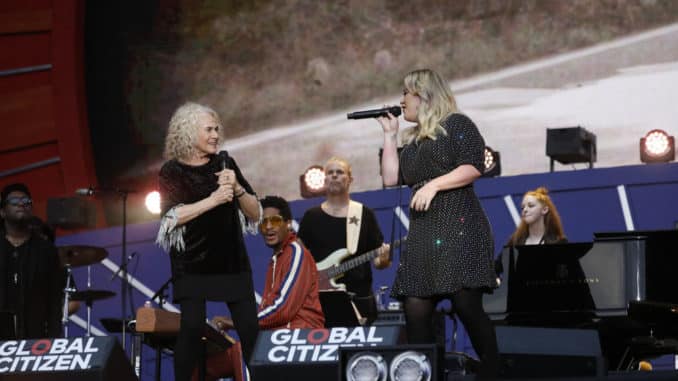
[
  {"left": 402, "top": 69, "right": 459, "bottom": 144},
  {"left": 163, "top": 102, "right": 223, "bottom": 161}
]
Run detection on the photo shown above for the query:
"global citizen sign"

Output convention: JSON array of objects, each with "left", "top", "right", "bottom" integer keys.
[
  {"left": 252, "top": 326, "right": 402, "bottom": 364},
  {"left": 0, "top": 337, "right": 100, "bottom": 373}
]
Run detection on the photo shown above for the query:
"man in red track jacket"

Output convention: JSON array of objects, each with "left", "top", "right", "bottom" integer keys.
[
  {"left": 254, "top": 195, "right": 325, "bottom": 329},
  {"left": 195, "top": 196, "right": 324, "bottom": 381}
]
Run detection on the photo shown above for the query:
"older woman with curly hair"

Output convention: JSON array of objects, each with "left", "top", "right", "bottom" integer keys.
[{"left": 156, "top": 102, "right": 261, "bottom": 381}]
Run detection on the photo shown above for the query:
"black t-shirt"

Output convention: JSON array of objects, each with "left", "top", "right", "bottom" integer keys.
[{"left": 297, "top": 206, "right": 383, "bottom": 297}]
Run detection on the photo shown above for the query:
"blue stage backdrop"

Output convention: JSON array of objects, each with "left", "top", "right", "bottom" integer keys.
[{"left": 56, "top": 163, "right": 678, "bottom": 380}]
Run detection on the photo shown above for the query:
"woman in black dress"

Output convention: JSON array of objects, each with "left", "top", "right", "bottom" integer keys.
[
  {"left": 156, "top": 102, "right": 261, "bottom": 381},
  {"left": 378, "top": 69, "right": 498, "bottom": 377}
]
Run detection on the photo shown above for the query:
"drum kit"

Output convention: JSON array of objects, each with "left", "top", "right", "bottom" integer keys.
[{"left": 58, "top": 245, "right": 115, "bottom": 337}]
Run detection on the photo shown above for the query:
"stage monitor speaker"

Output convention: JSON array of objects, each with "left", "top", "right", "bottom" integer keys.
[
  {"left": 0, "top": 336, "right": 137, "bottom": 380},
  {"left": 496, "top": 326, "right": 606, "bottom": 379},
  {"left": 47, "top": 197, "right": 96, "bottom": 229},
  {"left": 339, "top": 344, "right": 440, "bottom": 381}
]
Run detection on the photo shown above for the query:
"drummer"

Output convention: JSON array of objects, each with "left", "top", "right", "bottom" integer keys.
[{"left": 0, "top": 183, "right": 65, "bottom": 339}]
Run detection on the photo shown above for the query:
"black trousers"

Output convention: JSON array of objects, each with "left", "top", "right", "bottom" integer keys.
[{"left": 174, "top": 297, "right": 259, "bottom": 381}]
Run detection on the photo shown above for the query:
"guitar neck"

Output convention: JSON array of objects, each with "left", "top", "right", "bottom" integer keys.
[{"left": 327, "top": 239, "right": 403, "bottom": 278}]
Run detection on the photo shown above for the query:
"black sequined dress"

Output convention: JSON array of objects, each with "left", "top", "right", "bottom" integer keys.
[
  {"left": 158, "top": 151, "right": 255, "bottom": 302},
  {"left": 391, "top": 113, "right": 497, "bottom": 299}
]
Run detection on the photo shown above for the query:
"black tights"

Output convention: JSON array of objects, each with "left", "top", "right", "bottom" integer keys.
[
  {"left": 404, "top": 288, "right": 498, "bottom": 378},
  {"left": 174, "top": 297, "right": 259, "bottom": 381}
]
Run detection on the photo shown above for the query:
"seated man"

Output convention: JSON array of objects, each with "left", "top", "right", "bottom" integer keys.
[{"left": 193, "top": 195, "right": 324, "bottom": 381}]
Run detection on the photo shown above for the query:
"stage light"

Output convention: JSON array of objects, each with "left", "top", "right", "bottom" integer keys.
[
  {"left": 299, "top": 165, "right": 326, "bottom": 199},
  {"left": 482, "top": 146, "right": 501, "bottom": 177},
  {"left": 345, "top": 352, "right": 387, "bottom": 381},
  {"left": 145, "top": 191, "right": 161, "bottom": 214},
  {"left": 389, "top": 351, "right": 432, "bottom": 381},
  {"left": 640, "top": 129, "right": 675, "bottom": 163},
  {"left": 546, "top": 126, "right": 596, "bottom": 172}
]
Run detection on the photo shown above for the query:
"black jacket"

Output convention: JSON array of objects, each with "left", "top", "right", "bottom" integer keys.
[{"left": 0, "top": 233, "right": 64, "bottom": 339}]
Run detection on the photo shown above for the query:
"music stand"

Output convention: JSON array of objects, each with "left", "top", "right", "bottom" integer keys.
[{"left": 319, "top": 290, "right": 363, "bottom": 327}]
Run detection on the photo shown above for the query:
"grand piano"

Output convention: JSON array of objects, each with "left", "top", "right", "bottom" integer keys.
[{"left": 484, "top": 229, "right": 678, "bottom": 368}]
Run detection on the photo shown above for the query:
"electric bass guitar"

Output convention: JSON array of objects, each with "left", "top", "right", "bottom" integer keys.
[{"left": 316, "top": 237, "right": 406, "bottom": 291}]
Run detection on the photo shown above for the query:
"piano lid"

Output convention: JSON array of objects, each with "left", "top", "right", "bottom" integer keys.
[{"left": 594, "top": 229, "right": 678, "bottom": 241}]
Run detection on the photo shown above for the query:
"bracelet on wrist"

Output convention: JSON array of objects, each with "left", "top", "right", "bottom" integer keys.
[{"left": 235, "top": 189, "right": 246, "bottom": 198}]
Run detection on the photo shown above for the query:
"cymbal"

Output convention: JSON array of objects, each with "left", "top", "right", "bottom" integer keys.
[
  {"left": 70, "top": 289, "right": 116, "bottom": 302},
  {"left": 58, "top": 245, "right": 108, "bottom": 267}
]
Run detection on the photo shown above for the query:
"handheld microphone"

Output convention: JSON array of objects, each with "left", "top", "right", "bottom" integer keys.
[
  {"left": 219, "top": 151, "right": 232, "bottom": 171},
  {"left": 347, "top": 106, "right": 401, "bottom": 120},
  {"left": 75, "top": 187, "right": 95, "bottom": 196},
  {"left": 75, "top": 187, "right": 136, "bottom": 196}
]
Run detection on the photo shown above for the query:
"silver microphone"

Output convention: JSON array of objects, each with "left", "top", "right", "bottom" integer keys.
[{"left": 75, "top": 187, "right": 95, "bottom": 196}]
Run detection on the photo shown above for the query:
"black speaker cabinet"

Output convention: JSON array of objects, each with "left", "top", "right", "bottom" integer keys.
[
  {"left": 47, "top": 197, "right": 96, "bottom": 229},
  {"left": 0, "top": 337, "right": 137, "bottom": 380},
  {"left": 496, "top": 326, "right": 606, "bottom": 378},
  {"left": 546, "top": 126, "right": 597, "bottom": 164},
  {"left": 339, "top": 344, "right": 440, "bottom": 381}
]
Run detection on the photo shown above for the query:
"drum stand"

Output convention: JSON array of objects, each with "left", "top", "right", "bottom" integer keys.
[
  {"left": 61, "top": 264, "right": 75, "bottom": 337},
  {"left": 85, "top": 265, "right": 93, "bottom": 336}
]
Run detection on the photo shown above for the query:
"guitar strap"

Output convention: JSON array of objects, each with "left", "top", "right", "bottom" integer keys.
[{"left": 346, "top": 200, "right": 363, "bottom": 255}]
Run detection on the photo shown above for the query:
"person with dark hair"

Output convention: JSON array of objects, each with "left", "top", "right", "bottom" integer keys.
[
  {"left": 197, "top": 195, "right": 324, "bottom": 381},
  {"left": 509, "top": 187, "right": 567, "bottom": 246},
  {"left": 156, "top": 102, "right": 261, "bottom": 381},
  {"left": 0, "top": 183, "right": 64, "bottom": 339},
  {"left": 297, "top": 157, "right": 391, "bottom": 324},
  {"left": 377, "top": 69, "right": 499, "bottom": 378}
]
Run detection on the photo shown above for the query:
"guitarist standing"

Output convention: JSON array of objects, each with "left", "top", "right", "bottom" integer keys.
[{"left": 298, "top": 157, "right": 391, "bottom": 324}]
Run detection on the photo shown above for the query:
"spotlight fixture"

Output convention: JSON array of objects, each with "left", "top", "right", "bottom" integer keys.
[
  {"left": 546, "top": 126, "right": 597, "bottom": 172},
  {"left": 345, "top": 352, "right": 387, "bottom": 381},
  {"left": 640, "top": 129, "right": 675, "bottom": 163},
  {"left": 145, "top": 191, "right": 161, "bottom": 215},
  {"left": 482, "top": 146, "right": 501, "bottom": 177},
  {"left": 299, "top": 165, "right": 326, "bottom": 199}
]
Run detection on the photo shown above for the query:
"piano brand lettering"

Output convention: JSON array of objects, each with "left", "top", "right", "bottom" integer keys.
[
  {"left": 0, "top": 338, "right": 99, "bottom": 373},
  {"left": 525, "top": 277, "right": 600, "bottom": 286},
  {"left": 260, "top": 327, "right": 395, "bottom": 364}
]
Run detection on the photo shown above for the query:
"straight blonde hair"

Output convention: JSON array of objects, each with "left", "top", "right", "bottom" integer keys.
[{"left": 402, "top": 69, "right": 459, "bottom": 144}]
